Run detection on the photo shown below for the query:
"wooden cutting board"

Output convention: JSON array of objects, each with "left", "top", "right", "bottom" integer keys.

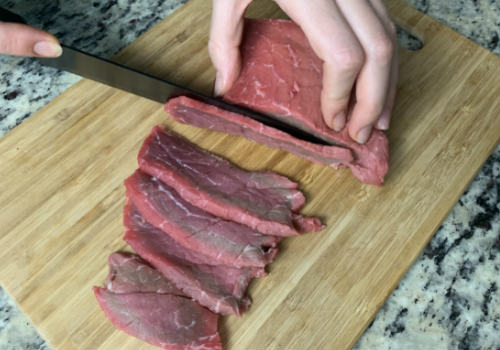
[{"left": 0, "top": 0, "right": 498, "bottom": 349}]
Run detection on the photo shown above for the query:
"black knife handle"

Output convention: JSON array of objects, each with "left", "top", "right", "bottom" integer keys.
[{"left": 0, "top": 7, "right": 27, "bottom": 24}]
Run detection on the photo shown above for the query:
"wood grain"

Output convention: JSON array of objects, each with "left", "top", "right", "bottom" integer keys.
[{"left": 0, "top": 0, "right": 498, "bottom": 349}]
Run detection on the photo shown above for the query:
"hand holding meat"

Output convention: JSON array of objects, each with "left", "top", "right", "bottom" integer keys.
[
  {"left": 209, "top": 0, "right": 397, "bottom": 144},
  {"left": 0, "top": 21, "right": 62, "bottom": 57}
]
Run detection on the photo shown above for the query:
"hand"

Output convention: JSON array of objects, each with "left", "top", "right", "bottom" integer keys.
[
  {"left": 209, "top": 0, "right": 397, "bottom": 144},
  {"left": 0, "top": 22, "right": 62, "bottom": 57}
]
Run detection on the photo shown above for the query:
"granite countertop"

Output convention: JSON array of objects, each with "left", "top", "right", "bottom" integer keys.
[{"left": 0, "top": 0, "right": 498, "bottom": 349}]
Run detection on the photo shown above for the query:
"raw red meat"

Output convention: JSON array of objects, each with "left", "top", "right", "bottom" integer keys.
[
  {"left": 123, "top": 201, "right": 263, "bottom": 316},
  {"left": 164, "top": 18, "right": 389, "bottom": 185},
  {"left": 94, "top": 287, "right": 222, "bottom": 350},
  {"left": 138, "top": 126, "right": 324, "bottom": 236},
  {"left": 95, "top": 252, "right": 222, "bottom": 350},
  {"left": 165, "top": 97, "right": 353, "bottom": 170},
  {"left": 105, "top": 252, "right": 184, "bottom": 295},
  {"left": 125, "top": 169, "right": 281, "bottom": 267}
]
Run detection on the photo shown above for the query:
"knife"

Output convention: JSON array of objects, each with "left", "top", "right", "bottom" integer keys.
[{"left": 0, "top": 7, "right": 332, "bottom": 146}]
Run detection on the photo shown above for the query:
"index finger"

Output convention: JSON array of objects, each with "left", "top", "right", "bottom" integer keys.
[
  {"left": 209, "top": 0, "right": 252, "bottom": 95},
  {"left": 0, "top": 22, "right": 61, "bottom": 57},
  {"left": 336, "top": 0, "right": 395, "bottom": 143},
  {"left": 275, "top": 0, "right": 365, "bottom": 131}
]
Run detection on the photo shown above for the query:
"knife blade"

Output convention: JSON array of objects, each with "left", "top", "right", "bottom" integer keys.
[
  {"left": 1, "top": 7, "right": 332, "bottom": 146},
  {"left": 40, "top": 46, "right": 333, "bottom": 146}
]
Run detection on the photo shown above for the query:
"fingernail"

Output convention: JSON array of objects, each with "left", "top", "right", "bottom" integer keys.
[
  {"left": 332, "top": 112, "right": 345, "bottom": 131},
  {"left": 33, "top": 41, "right": 62, "bottom": 57},
  {"left": 356, "top": 125, "right": 372, "bottom": 144},
  {"left": 377, "top": 118, "right": 389, "bottom": 130},
  {"left": 214, "top": 71, "right": 224, "bottom": 96},
  {"left": 377, "top": 108, "right": 390, "bottom": 130}
]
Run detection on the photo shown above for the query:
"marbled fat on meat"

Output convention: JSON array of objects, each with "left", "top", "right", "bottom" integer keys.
[
  {"left": 138, "top": 126, "right": 324, "bottom": 235},
  {"left": 123, "top": 201, "right": 263, "bottom": 316},
  {"left": 125, "top": 169, "right": 281, "bottom": 267},
  {"left": 165, "top": 19, "right": 389, "bottom": 185}
]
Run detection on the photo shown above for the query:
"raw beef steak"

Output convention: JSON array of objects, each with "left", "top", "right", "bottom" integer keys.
[
  {"left": 165, "top": 19, "right": 389, "bottom": 185},
  {"left": 125, "top": 169, "right": 281, "bottom": 267},
  {"left": 94, "top": 287, "right": 222, "bottom": 350},
  {"left": 123, "top": 201, "right": 263, "bottom": 316},
  {"left": 138, "top": 126, "right": 324, "bottom": 236}
]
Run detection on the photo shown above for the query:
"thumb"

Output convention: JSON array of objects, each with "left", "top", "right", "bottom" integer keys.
[
  {"left": 0, "top": 22, "right": 62, "bottom": 57},
  {"left": 208, "top": 0, "right": 252, "bottom": 96}
]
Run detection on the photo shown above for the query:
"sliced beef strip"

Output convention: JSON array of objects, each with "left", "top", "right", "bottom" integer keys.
[
  {"left": 123, "top": 201, "right": 263, "bottom": 316},
  {"left": 165, "top": 18, "right": 389, "bottom": 185},
  {"left": 165, "top": 97, "right": 352, "bottom": 169},
  {"left": 94, "top": 287, "right": 222, "bottom": 350},
  {"left": 105, "top": 252, "right": 184, "bottom": 295},
  {"left": 125, "top": 169, "right": 281, "bottom": 267},
  {"left": 138, "top": 126, "right": 324, "bottom": 236}
]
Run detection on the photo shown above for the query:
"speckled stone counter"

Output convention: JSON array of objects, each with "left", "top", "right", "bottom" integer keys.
[{"left": 0, "top": 1, "right": 498, "bottom": 349}]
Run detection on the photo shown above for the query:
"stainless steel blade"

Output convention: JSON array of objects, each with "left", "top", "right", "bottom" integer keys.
[{"left": 39, "top": 45, "right": 333, "bottom": 146}]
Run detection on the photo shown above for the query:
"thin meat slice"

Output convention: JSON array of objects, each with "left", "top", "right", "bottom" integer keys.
[
  {"left": 105, "top": 252, "right": 184, "bottom": 295},
  {"left": 138, "top": 126, "right": 324, "bottom": 236},
  {"left": 165, "top": 18, "right": 389, "bottom": 185},
  {"left": 125, "top": 169, "right": 281, "bottom": 267},
  {"left": 94, "top": 287, "right": 222, "bottom": 350},
  {"left": 123, "top": 201, "right": 263, "bottom": 316},
  {"left": 165, "top": 97, "right": 353, "bottom": 170}
]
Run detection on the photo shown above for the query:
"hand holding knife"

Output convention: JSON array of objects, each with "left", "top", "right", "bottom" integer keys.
[{"left": 0, "top": 7, "right": 331, "bottom": 146}]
